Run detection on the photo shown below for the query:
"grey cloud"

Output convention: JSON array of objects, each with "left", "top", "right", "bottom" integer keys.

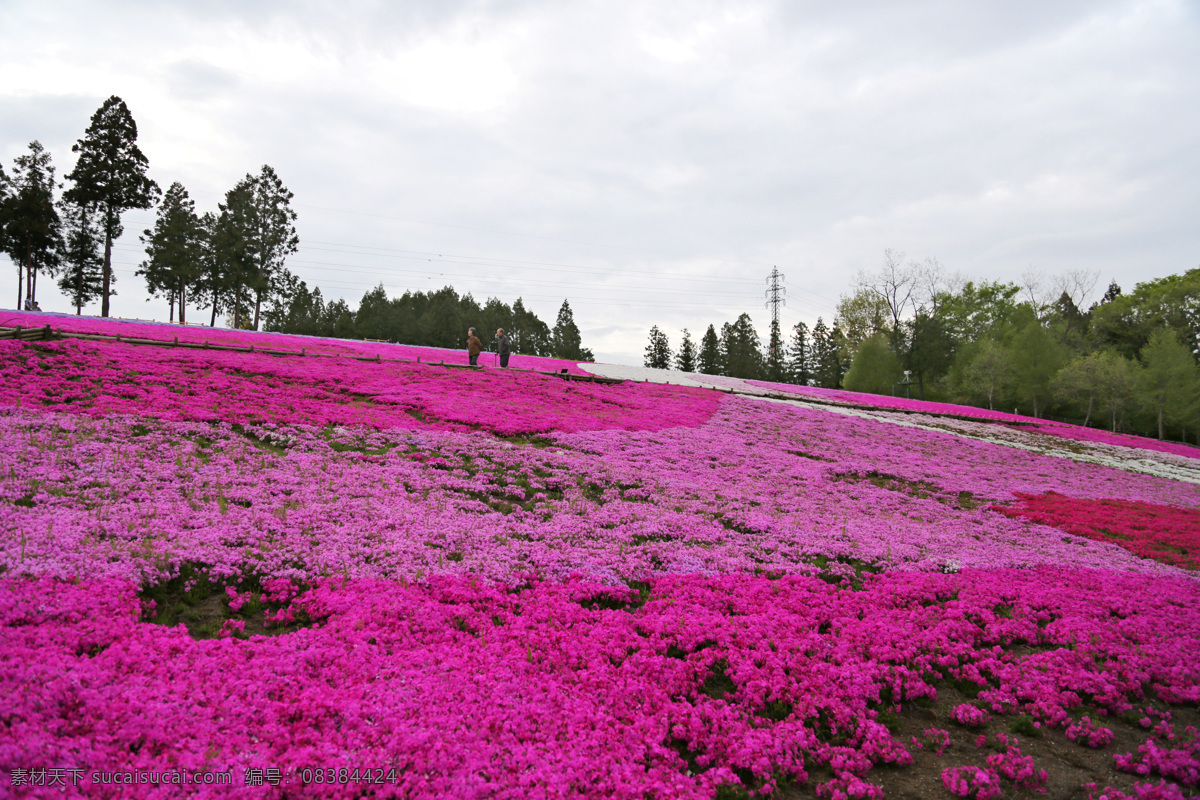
[
  {"left": 0, "top": 95, "right": 97, "bottom": 166},
  {"left": 165, "top": 60, "right": 239, "bottom": 102},
  {"left": 2, "top": 0, "right": 1197, "bottom": 363}
]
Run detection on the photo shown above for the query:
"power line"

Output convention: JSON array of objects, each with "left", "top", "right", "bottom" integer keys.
[
  {"left": 128, "top": 192, "right": 779, "bottom": 271},
  {"left": 112, "top": 214, "right": 841, "bottom": 305},
  {"left": 111, "top": 240, "right": 773, "bottom": 290},
  {"left": 107, "top": 204, "right": 842, "bottom": 315},
  {"left": 104, "top": 265, "right": 746, "bottom": 311},
  {"left": 297, "top": 242, "right": 763, "bottom": 287},
  {"left": 282, "top": 259, "right": 765, "bottom": 299}
]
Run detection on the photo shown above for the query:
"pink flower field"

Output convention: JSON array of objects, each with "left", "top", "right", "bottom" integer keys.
[{"left": 1, "top": 319, "right": 1198, "bottom": 799}]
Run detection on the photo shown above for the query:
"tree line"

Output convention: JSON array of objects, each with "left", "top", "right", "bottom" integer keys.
[
  {"left": 644, "top": 313, "right": 848, "bottom": 389},
  {"left": 264, "top": 282, "right": 594, "bottom": 361},
  {"left": 0, "top": 95, "right": 597, "bottom": 361},
  {"left": 644, "top": 252, "right": 1200, "bottom": 443},
  {"left": 0, "top": 95, "right": 299, "bottom": 329}
]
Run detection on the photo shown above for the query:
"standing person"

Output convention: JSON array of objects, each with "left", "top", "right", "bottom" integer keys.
[
  {"left": 496, "top": 328, "right": 511, "bottom": 368},
  {"left": 467, "top": 327, "right": 482, "bottom": 366}
]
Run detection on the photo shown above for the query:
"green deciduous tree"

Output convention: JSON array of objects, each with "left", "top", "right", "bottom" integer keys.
[
  {"left": 1096, "top": 353, "right": 1139, "bottom": 432},
  {"left": 644, "top": 325, "right": 671, "bottom": 369},
  {"left": 64, "top": 96, "right": 160, "bottom": 317},
  {"left": 900, "top": 310, "right": 954, "bottom": 400},
  {"left": 961, "top": 339, "right": 1013, "bottom": 411},
  {"left": 1009, "top": 320, "right": 1067, "bottom": 418},
  {"left": 835, "top": 288, "right": 891, "bottom": 364},
  {"left": 1090, "top": 270, "right": 1200, "bottom": 361},
  {"left": 1053, "top": 351, "right": 1137, "bottom": 430},
  {"left": 1139, "top": 329, "right": 1200, "bottom": 440},
  {"left": 3, "top": 141, "right": 62, "bottom": 309},
  {"left": 937, "top": 280, "right": 1023, "bottom": 344},
  {"left": 842, "top": 333, "right": 902, "bottom": 395}
]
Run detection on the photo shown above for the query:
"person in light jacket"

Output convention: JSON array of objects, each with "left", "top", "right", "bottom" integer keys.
[
  {"left": 467, "top": 327, "right": 482, "bottom": 366},
  {"left": 496, "top": 328, "right": 511, "bottom": 368}
]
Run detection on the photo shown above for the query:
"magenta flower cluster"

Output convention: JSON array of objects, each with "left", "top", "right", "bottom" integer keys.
[
  {"left": 1067, "top": 717, "right": 1117, "bottom": 749},
  {"left": 985, "top": 734, "right": 1048, "bottom": 791},
  {"left": 2, "top": 318, "right": 1198, "bottom": 798},
  {"left": 941, "top": 765, "right": 1003, "bottom": 799},
  {"left": 950, "top": 704, "right": 992, "bottom": 728},
  {"left": 1115, "top": 727, "right": 1200, "bottom": 786}
]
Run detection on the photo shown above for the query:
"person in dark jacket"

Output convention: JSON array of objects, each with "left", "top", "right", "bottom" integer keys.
[
  {"left": 496, "top": 328, "right": 511, "bottom": 368},
  {"left": 467, "top": 327, "right": 482, "bottom": 366}
]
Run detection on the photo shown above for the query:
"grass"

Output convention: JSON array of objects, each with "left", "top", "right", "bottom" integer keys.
[{"left": 138, "top": 562, "right": 316, "bottom": 640}]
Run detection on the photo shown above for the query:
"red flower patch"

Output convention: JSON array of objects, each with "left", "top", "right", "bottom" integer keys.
[{"left": 991, "top": 492, "right": 1200, "bottom": 570}]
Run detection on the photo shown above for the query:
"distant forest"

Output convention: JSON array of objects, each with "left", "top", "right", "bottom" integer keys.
[
  {"left": 264, "top": 282, "right": 594, "bottom": 361},
  {"left": 643, "top": 255, "right": 1200, "bottom": 445}
]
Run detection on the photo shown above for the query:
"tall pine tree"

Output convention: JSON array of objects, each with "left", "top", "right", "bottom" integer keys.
[
  {"left": 811, "top": 317, "right": 843, "bottom": 388},
  {"left": 138, "top": 182, "right": 205, "bottom": 323},
  {"left": 3, "top": 141, "right": 62, "bottom": 309},
  {"left": 0, "top": 163, "right": 9, "bottom": 262},
  {"left": 248, "top": 165, "right": 299, "bottom": 330},
  {"left": 56, "top": 198, "right": 103, "bottom": 314},
  {"left": 829, "top": 320, "right": 848, "bottom": 388},
  {"left": 698, "top": 324, "right": 721, "bottom": 375},
  {"left": 644, "top": 326, "right": 671, "bottom": 369},
  {"left": 788, "top": 321, "right": 811, "bottom": 386},
  {"left": 675, "top": 328, "right": 697, "bottom": 372},
  {"left": 194, "top": 211, "right": 229, "bottom": 327},
  {"left": 551, "top": 300, "right": 593, "bottom": 361},
  {"left": 512, "top": 297, "right": 552, "bottom": 356},
  {"left": 212, "top": 177, "right": 256, "bottom": 327},
  {"left": 64, "top": 96, "right": 160, "bottom": 317},
  {"left": 722, "top": 313, "right": 763, "bottom": 379},
  {"left": 766, "top": 318, "right": 786, "bottom": 382}
]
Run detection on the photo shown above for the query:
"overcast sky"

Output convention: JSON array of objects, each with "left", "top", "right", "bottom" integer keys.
[{"left": 2, "top": 0, "right": 1197, "bottom": 364}]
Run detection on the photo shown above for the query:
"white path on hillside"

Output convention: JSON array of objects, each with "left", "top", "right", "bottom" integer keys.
[{"left": 579, "top": 363, "right": 1200, "bottom": 486}]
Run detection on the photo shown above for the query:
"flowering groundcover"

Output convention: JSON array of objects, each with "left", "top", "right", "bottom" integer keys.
[{"left": 1, "top": 322, "right": 1198, "bottom": 799}]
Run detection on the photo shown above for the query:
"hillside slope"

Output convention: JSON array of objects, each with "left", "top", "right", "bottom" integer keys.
[{"left": 2, "top": 316, "right": 1198, "bottom": 799}]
